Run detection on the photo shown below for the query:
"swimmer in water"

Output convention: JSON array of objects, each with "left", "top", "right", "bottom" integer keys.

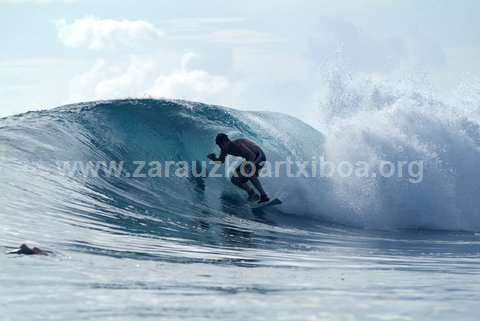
[{"left": 7, "top": 244, "right": 48, "bottom": 256}]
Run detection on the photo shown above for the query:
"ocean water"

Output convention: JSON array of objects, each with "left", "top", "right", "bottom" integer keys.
[{"left": 1, "top": 99, "right": 480, "bottom": 320}]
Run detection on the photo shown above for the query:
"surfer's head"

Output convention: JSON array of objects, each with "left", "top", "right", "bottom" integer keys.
[{"left": 215, "top": 133, "right": 230, "bottom": 148}]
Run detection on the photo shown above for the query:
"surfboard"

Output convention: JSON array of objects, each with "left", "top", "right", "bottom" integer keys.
[{"left": 250, "top": 198, "right": 282, "bottom": 209}]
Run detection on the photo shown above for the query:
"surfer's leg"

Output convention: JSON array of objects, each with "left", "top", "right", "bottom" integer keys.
[
  {"left": 249, "top": 162, "right": 269, "bottom": 203},
  {"left": 249, "top": 176, "right": 266, "bottom": 196},
  {"left": 250, "top": 177, "right": 269, "bottom": 203},
  {"left": 232, "top": 177, "right": 258, "bottom": 200},
  {"left": 231, "top": 165, "right": 256, "bottom": 198}
]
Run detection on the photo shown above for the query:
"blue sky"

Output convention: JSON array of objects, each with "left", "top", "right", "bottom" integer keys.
[{"left": 1, "top": 0, "right": 479, "bottom": 123}]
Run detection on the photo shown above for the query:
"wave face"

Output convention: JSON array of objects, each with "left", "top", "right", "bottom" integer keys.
[{"left": 0, "top": 97, "right": 480, "bottom": 251}]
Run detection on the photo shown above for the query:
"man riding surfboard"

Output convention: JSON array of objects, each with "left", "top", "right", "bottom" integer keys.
[{"left": 208, "top": 133, "right": 270, "bottom": 205}]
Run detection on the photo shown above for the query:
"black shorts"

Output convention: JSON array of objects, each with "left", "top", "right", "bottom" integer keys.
[{"left": 234, "top": 151, "right": 266, "bottom": 184}]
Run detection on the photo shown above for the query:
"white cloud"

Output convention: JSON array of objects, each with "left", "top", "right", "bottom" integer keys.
[
  {"left": 146, "top": 53, "right": 230, "bottom": 101},
  {"left": 68, "top": 53, "right": 232, "bottom": 104},
  {"left": 55, "top": 16, "right": 163, "bottom": 50}
]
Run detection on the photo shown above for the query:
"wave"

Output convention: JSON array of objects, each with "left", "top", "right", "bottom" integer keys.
[{"left": 1, "top": 97, "right": 480, "bottom": 246}]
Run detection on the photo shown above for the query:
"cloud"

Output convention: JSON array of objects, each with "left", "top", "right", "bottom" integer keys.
[
  {"left": 55, "top": 16, "right": 163, "bottom": 50},
  {"left": 68, "top": 53, "right": 232, "bottom": 104},
  {"left": 68, "top": 56, "right": 157, "bottom": 101},
  {"left": 146, "top": 53, "right": 230, "bottom": 101}
]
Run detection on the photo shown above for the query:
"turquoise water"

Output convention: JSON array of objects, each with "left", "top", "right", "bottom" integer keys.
[{"left": 1, "top": 99, "right": 480, "bottom": 320}]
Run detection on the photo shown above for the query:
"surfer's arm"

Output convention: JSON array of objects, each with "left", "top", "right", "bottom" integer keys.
[{"left": 207, "top": 149, "right": 227, "bottom": 163}]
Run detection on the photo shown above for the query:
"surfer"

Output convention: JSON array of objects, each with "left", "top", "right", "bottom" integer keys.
[
  {"left": 7, "top": 244, "right": 48, "bottom": 256},
  {"left": 208, "top": 133, "right": 270, "bottom": 204}
]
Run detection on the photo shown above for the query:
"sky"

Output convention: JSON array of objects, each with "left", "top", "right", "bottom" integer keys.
[{"left": 1, "top": 0, "right": 479, "bottom": 123}]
